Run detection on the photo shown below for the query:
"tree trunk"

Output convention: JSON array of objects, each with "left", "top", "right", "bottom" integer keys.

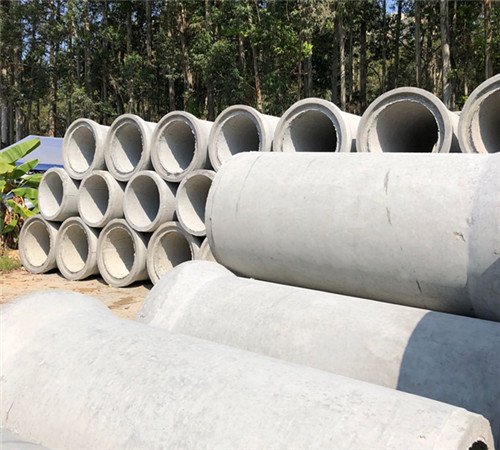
[
  {"left": 415, "top": 0, "right": 422, "bottom": 88},
  {"left": 48, "top": 0, "right": 58, "bottom": 136},
  {"left": 485, "top": 0, "right": 493, "bottom": 78},
  {"left": 331, "top": 5, "right": 339, "bottom": 104},
  {"left": 347, "top": 9, "right": 354, "bottom": 105},
  {"left": 205, "top": 0, "right": 215, "bottom": 120},
  {"left": 178, "top": 2, "right": 193, "bottom": 110},
  {"left": 249, "top": 4, "right": 262, "bottom": 111},
  {"left": 359, "top": 17, "right": 367, "bottom": 113},
  {"left": 381, "top": 0, "right": 387, "bottom": 94},
  {"left": 440, "top": 0, "right": 451, "bottom": 108},
  {"left": 305, "top": 50, "right": 313, "bottom": 98},
  {"left": 339, "top": 6, "right": 346, "bottom": 110},
  {"left": 393, "top": 0, "right": 402, "bottom": 89}
]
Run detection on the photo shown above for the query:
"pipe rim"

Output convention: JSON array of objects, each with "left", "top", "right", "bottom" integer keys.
[
  {"left": 151, "top": 111, "right": 202, "bottom": 182},
  {"left": 39, "top": 168, "right": 69, "bottom": 221},
  {"left": 458, "top": 74, "right": 500, "bottom": 154},
  {"left": 357, "top": 87, "right": 452, "bottom": 153},
  {"left": 274, "top": 98, "right": 349, "bottom": 153},
  {"left": 78, "top": 170, "right": 114, "bottom": 228},
  {"left": 209, "top": 105, "right": 267, "bottom": 171},
  {"left": 19, "top": 215, "right": 57, "bottom": 273},
  {"left": 104, "top": 114, "right": 151, "bottom": 181}
]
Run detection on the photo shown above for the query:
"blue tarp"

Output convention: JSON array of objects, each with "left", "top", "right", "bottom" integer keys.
[{"left": 2, "top": 135, "right": 64, "bottom": 172}]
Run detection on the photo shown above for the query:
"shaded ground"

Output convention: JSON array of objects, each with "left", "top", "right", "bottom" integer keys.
[{"left": 0, "top": 250, "right": 151, "bottom": 320}]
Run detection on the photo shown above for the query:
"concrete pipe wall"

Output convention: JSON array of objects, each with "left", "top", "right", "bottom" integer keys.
[
  {"left": 151, "top": 111, "right": 213, "bottom": 182},
  {"left": 97, "top": 219, "right": 149, "bottom": 287},
  {"left": 1, "top": 291, "right": 493, "bottom": 450},
  {"left": 1, "top": 429, "right": 48, "bottom": 450},
  {"left": 104, "top": 114, "right": 156, "bottom": 181},
  {"left": 273, "top": 98, "right": 360, "bottom": 153},
  {"left": 196, "top": 238, "right": 216, "bottom": 262},
  {"left": 208, "top": 105, "right": 279, "bottom": 171},
  {"left": 55, "top": 217, "right": 99, "bottom": 281},
  {"left": 123, "top": 170, "right": 177, "bottom": 233},
  {"left": 206, "top": 152, "right": 500, "bottom": 321},
  {"left": 176, "top": 169, "right": 215, "bottom": 236},
  {"left": 78, "top": 170, "right": 125, "bottom": 228},
  {"left": 357, "top": 87, "right": 461, "bottom": 153},
  {"left": 18, "top": 215, "right": 60, "bottom": 274},
  {"left": 62, "top": 118, "right": 109, "bottom": 180},
  {"left": 138, "top": 260, "right": 500, "bottom": 445},
  {"left": 458, "top": 74, "right": 500, "bottom": 154},
  {"left": 147, "top": 221, "right": 201, "bottom": 284},
  {"left": 38, "top": 167, "right": 80, "bottom": 221}
]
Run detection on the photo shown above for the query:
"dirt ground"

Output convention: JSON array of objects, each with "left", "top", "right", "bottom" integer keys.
[{"left": 0, "top": 250, "right": 151, "bottom": 320}]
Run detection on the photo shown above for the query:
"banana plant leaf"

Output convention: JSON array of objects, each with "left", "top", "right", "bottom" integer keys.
[{"left": 0, "top": 138, "right": 40, "bottom": 164}]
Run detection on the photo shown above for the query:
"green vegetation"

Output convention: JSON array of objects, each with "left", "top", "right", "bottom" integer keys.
[
  {"left": 0, "top": 1, "right": 498, "bottom": 146},
  {"left": 0, "top": 138, "right": 41, "bottom": 251},
  {"left": 0, "top": 251, "right": 22, "bottom": 272}
]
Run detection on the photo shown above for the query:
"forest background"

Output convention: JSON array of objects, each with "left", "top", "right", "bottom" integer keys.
[{"left": 0, "top": 0, "right": 498, "bottom": 148}]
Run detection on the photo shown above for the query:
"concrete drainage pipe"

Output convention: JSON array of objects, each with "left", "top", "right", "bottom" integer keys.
[
  {"left": 151, "top": 111, "right": 213, "bottom": 182},
  {"left": 273, "top": 98, "right": 360, "bottom": 153},
  {"left": 62, "top": 118, "right": 109, "bottom": 180},
  {"left": 123, "top": 171, "right": 177, "bottom": 233},
  {"left": 176, "top": 169, "right": 215, "bottom": 236},
  {"left": 458, "top": 74, "right": 500, "bottom": 153},
  {"left": 195, "top": 238, "right": 216, "bottom": 262},
  {"left": 18, "top": 215, "right": 60, "bottom": 274},
  {"left": 39, "top": 167, "right": 80, "bottom": 221},
  {"left": 104, "top": 114, "right": 156, "bottom": 181},
  {"left": 97, "top": 219, "right": 149, "bottom": 287},
  {"left": 356, "top": 87, "right": 461, "bottom": 153},
  {"left": 139, "top": 260, "right": 500, "bottom": 446},
  {"left": 55, "top": 217, "right": 99, "bottom": 281},
  {"left": 146, "top": 222, "right": 201, "bottom": 284},
  {"left": 206, "top": 152, "right": 500, "bottom": 321},
  {"left": 208, "top": 105, "right": 279, "bottom": 171},
  {"left": 78, "top": 170, "right": 125, "bottom": 228},
  {"left": 1, "top": 291, "right": 493, "bottom": 449}
]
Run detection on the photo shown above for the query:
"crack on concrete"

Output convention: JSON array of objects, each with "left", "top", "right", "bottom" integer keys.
[
  {"left": 416, "top": 280, "right": 423, "bottom": 295},
  {"left": 5, "top": 401, "right": 13, "bottom": 423},
  {"left": 384, "top": 169, "right": 391, "bottom": 195},
  {"left": 386, "top": 207, "right": 392, "bottom": 226},
  {"left": 454, "top": 231, "right": 466, "bottom": 242}
]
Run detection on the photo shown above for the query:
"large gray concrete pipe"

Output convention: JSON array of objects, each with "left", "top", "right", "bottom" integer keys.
[
  {"left": 62, "top": 118, "right": 109, "bottom": 180},
  {"left": 104, "top": 114, "right": 156, "bottom": 181},
  {"left": 176, "top": 169, "right": 215, "bottom": 236},
  {"left": 38, "top": 167, "right": 80, "bottom": 221},
  {"left": 458, "top": 74, "right": 500, "bottom": 154},
  {"left": 206, "top": 152, "right": 500, "bottom": 321},
  {"left": 357, "top": 87, "right": 461, "bottom": 153},
  {"left": 123, "top": 170, "right": 177, "bottom": 232},
  {"left": 19, "top": 215, "right": 60, "bottom": 274},
  {"left": 146, "top": 221, "right": 201, "bottom": 284},
  {"left": 151, "top": 111, "right": 213, "bottom": 181},
  {"left": 55, "top": 217, "right": 99, "bottom": 281},
  {"left": 208, "top": 105, "right": 279, "bottom": 171},
  {"left": 78, "top": 170, "right": 125, "bottom": 228},
  {"left": 1, "top": 429, "right": 48, "bottom": 450},
  {"left": 0, "top": 291, "right": 493, "bottom": 449},
  {"left": 97, "top": 218, "right": 149, "bottom": 287},
  {"left": 139, "top": 260, "right": 500, "bottom": 445},
  {"left": 273, "top": 98, "right": 360, "bottom": 153}
]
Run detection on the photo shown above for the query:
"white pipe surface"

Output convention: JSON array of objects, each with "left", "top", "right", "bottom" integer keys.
[
  {"left": 176, "top": 169, "right": 215, "bottom": 236},
  {"left": 208, "top": 105, "right": 279, "bottom": 171},
  {"left": 104, "top": 114, "right": 156, "bottom": 181},
  {"left": 357, "top": 87, "right": 461, "bottom": 153},
  {"left": 206, "top": 152, "right": 500, "bottom": 321},
  {"left": 458, "top": 74, "right": 500, "bottom": 154},
  {"left": 1, "top": 429, "right": 48, "bottom": 450},
  {"left": 151, "top": 111, "right": 213, "bottom": 181},
  {"left": 139, "top": 260, "right": 500, "bottom": 446},
  {"left": 97, "top": 219, "right": 149, "bottom": 287},
  {"left": 38, "top": 167, "right": 80, "bottom": 221},
  {"left": 62, "top": 118, "right": 110, "bottom": 179},
  {"left": 273, "top": 98, "right": 360, "bottom": 153},
  {"left": 78, "top": 170, "right": 125, "bottom": 228},
  {"left": 123, "top": 171, "right": 177, "bottom": 233},
  {"left": 146, "top": 221, "right": 201, "bottom": 284},
  {"left": 18, "top": 215, "right": 60, "bottom": 274},
  {"left": 55, "top": 217, "right": 99, "bottom": 281},
  {"left": 1, "top": 290, "right": 493, "bottom": 450}
]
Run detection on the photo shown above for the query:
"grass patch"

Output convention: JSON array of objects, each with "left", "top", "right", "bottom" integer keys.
[{"left": 0, "top": 251, "right": 22, "bottom": 272}]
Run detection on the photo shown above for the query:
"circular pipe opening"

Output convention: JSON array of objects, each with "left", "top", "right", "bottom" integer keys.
[
  {"left": 39, "top": 171, "right": 64, "bottom": 217},
  {"left": 152, "top": 231, "right": 192, "bottom": 280},
  {"left": 283, "top": 110, "right": 338, "bottom": 152},
  {"left": 59, "top": 224, "right": 88, "bottom": 273},
  {"left": 125, "top": 175, "right": 160, "bottom": 229},
  {"left": 80, "top": 175, "right": 109, "bottom": 225},
  {"left": 101, "top": 227, "right": 135, "bottom": 280},
  {"left": 67, "top": 125, "right": 96, "bottom": 173},
  {"left": 371, "top": 101, "right": 439, "bottom": 152},
  {"left": 469, "top": 441, "right": 488, "bottom": 450},
  {"left": 216, "top": 115, "right": 260, "bottom": 162},
  {"left": 110, "top": 122, "right": 143, "bottom": 174},
  {"left": 178, "top": 174, "right": 213, "bottom": 235},
  {"left": 158, "top": 120, "right": 196, "bottom": 174},
  {"left": 477, "top": 90, "right": 500, "bottom": 153},
  {"left": 23, "top": 220, "right": 51, "bottom": 267}
]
